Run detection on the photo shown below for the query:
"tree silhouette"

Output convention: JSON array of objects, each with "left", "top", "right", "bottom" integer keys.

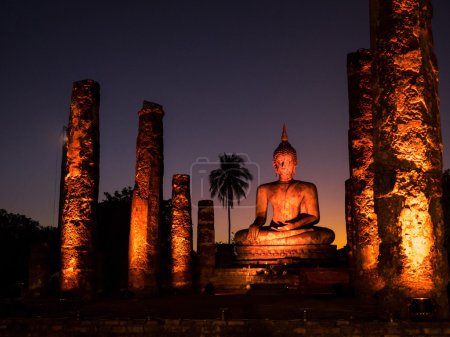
[
  {"left": 209, "top": 153, "right": 253, "bottom": 244},
  {"left": 96, "top": 187, "right": 132, "bottom": 294},
  {"left": 0, "top": 209, "right": 58, "bottom": 297}
]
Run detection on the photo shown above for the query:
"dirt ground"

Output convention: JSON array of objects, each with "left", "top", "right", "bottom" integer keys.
[{"left": 1, "top": 292, "right": 378, "bottom": 321}]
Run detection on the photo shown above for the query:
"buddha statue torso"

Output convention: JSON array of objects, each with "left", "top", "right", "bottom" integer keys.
[
  {"left": 265, "top": 180, "right": 317, "bottom": 227},
  {"left": 234, "top": 126, "right": 335, "bottom": 253}
]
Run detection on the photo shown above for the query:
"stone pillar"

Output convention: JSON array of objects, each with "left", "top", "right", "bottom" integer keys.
[
  {"left": 347, "top": 49, "right": 384, "bottom": 299},
  {"left": 372, "top": 0, "right": 449, "bottom": 318},
  {"left": 171, "top": 174, "right": 193, "bottom": 290},
  {"left": 128, "top": 101, "right": 164, "bottom": 294},
  {"left": 197, "top": 200, "right": 215, "bottom": 291},
  {"left": 159, "top": 199, "right": 173, "bottom": 290},
  {"left": 61, "top": 79, "right": 100, "bottom": 296},
  {"left": 344, "top": 179, "right": 355, "bottom": 281}
]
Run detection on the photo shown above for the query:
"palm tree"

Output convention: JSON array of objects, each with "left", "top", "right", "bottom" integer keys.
[{"left": 209, "top": 153, "right": 253, "bottom": 244}]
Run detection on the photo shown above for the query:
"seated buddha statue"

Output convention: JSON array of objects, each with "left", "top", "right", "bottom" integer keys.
[{"left": 234, "top": 126, "right": 335, "bottom": 248}]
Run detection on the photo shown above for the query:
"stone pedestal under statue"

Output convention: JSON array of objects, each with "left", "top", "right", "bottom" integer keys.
[{"left": 235, "top": 244, "right": 336, "bottom": 264}]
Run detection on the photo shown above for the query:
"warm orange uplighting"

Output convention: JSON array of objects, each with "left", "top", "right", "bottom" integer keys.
[
  {"left": 60, "top": 80, "right": 99, "bottom": 295},
  {"left": 398, "top": 189, "right": 434, "bottom": 294},
  {"left": 171, "top": 174, "right": 193, "bottom": 289},
  {"left": 197, "top": 200, "right": 215, "bottom": 290},
  {"left": 128, "top": 101, "right": 164, "bottom": 294},
  {"left": 346, "top": 1, "right": 449, "bottom": 318},
  {"left": 347, "top": 49, "right": 384, "bottom": 298},
  {"left": 128, "top": 196, "right": 150, "bottom": 289}
]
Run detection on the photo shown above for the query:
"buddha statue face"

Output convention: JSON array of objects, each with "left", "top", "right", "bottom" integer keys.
[
  {"left": 273, "top": 125, "right": 298, "bottom": 182},
  {"left": 273, "top": 153, "right": 297, "bottom": 182}
]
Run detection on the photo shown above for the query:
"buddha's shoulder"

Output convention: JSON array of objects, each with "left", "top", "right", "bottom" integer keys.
[
  {"left": 258, "top": 180, "right": 317, "bottom": 190},
  {"left": 293, "top": 180, "right": 316, "bottom": 187},
  {"left": 258, "top": 181, "right": 278, "bottom": 190},
  {"left": 290, "top": 180, "right": 317, "bottom": 192}
]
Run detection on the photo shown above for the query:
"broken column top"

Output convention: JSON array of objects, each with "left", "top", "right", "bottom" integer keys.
[
  {"left": 71, "top": 79, "right": 100, "bottom": 99},
  {"left": 138, "top": 101, "right": 164, "bottom": 117},
  {"left": 172, "top": 174, "right": 190, "bottom": 189},
  {"left": 73, "top": 79, "right": 99, "bottom": 86},
  {"left": 198, "top": 200, "right": 213, "bottom": 208},
  {"left": 369, "top": 0, "right": 434, "bottom": 52}
]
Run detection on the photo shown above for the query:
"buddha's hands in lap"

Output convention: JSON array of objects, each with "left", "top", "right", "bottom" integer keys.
[
  {"left": 271, "top": 220, "right": 295, "bottom": 232},
  {"left": 272, "top": 225, "right": 290, "bottom": 231},
  {"left": 247, "top": 224, "right": 260, "bottom": 243}
]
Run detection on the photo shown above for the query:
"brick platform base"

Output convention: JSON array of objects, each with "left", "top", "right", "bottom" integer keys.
[
  {"left": 235, "top": 244, "right": 337, "bottom": 263},
  {"left": 209, "top": 266, "right": 350, "bottom": 295}
]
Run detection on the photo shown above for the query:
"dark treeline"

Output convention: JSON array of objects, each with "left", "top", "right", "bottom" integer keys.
[
  {"left": 0, "top": 187, "right": 134, "bottom": 298},
  {"left": 0, "top": 209, "right": 59, "bottom": 297},
  {"left": 95, "top": 187, "right": 132, "bottom": 295},
  {"left": 0, "top": 186, "right": 166, "bottom": 298}
]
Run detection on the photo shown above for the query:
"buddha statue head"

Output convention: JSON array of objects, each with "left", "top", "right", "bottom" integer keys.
[{"left": 273, "top": 125, "right": 298, "bottom": 182}]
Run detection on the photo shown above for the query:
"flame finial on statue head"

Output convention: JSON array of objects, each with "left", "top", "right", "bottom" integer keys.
[
  {"left": 281, "top": 124, "right": 288, "bottom": 143},
  {"left": 273, "top": 124, "right": 298, "bottom": 164}
]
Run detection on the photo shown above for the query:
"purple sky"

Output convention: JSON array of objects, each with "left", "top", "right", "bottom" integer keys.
[{"left": 1, "top": 0, "right": 449, "bottom": 248}]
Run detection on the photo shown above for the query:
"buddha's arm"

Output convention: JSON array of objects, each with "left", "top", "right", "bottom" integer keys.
[
  {"left": 288, "top": 213, "right": 319, "bottom": 229},
  {"left": 253, "top": 186, "right": 268, "bottom": 226},
  {"left": 247, "top": 186, "right": 268, "bottom": 240}
]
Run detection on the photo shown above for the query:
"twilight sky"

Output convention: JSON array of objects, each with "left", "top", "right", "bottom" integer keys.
[{"left": 1, "top": 0, "right": 449, "bottom": 248}]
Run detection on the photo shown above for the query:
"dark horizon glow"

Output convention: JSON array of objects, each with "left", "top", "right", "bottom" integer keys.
[{"left": 1, "top": 1, "right": 449, "bottom": 248}]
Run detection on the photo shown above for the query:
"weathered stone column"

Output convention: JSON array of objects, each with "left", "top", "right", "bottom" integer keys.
[
  {"left": 61, "top": 79, "right": 100, "bottom": 295},
  {"left": 128, "top": 101, "right": 164, "bottom": 294},
  {"left": 171, "top": 174, "right": 193, "bottom": 290},
  {"left": 159, "top": 199, "right": 173, "bottom": 290},
  {"left": 344, "top": 179, "right": 356, "bottom": 281},
  {"left": 197, "top": 200, "right": 215, "bottom": 291},
  {"left": 347, "top": 49, "right": 384, "bottom": 299},
  {"left": 372, "top": 0, "right": 449, "bottom": 318}
]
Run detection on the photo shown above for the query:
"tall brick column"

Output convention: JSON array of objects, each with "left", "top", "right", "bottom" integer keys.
[
  {"left": 171, "top": 174, "right": 193, "bottom": 290},
  {"left": 347, "top": 49, "right": 384, "bottom": 299},
  {"left": 61, "top": 79, "right": 100, "bottom": 296},
  {"left": 197, "top": 200, "right": 215, "bottom": 291},
  {"left": 344, "top": 179, "right": 356, "bottom": 282},
  {"left": 128, "top": 101, "right": 164, "bottom": 294},
  {"left": 372, "top": 0, "right": 448, "bottom": 318}
]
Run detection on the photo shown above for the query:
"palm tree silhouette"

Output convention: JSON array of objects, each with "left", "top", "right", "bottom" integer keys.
[{"left": 209, "top": 153, "right": 253, "bottom": 244}]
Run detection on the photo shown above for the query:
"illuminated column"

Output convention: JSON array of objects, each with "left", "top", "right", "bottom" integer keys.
[
  {"left": 171, "top": 174, "right": 193, "bottom": 290},
  {"left": 347, "top": 49, "right": 384, "bottom": 298},
  {"left": 128, "top": 101, "right": 164, "bottom": 294},
  {"left": 61, "top": 79, "right": 100, "bottom": 295},
  {"left": 160, "top": 199, "right": 173, "bottom": 290},
  {"left": 197, "top": 200, "right": 215, "bottom": 291},
  {"left": 344, "top": 179, "right": 356, "bottom": 281},
  {"left": 372, "top": 0, "right": 449, "bottom": 317}
]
